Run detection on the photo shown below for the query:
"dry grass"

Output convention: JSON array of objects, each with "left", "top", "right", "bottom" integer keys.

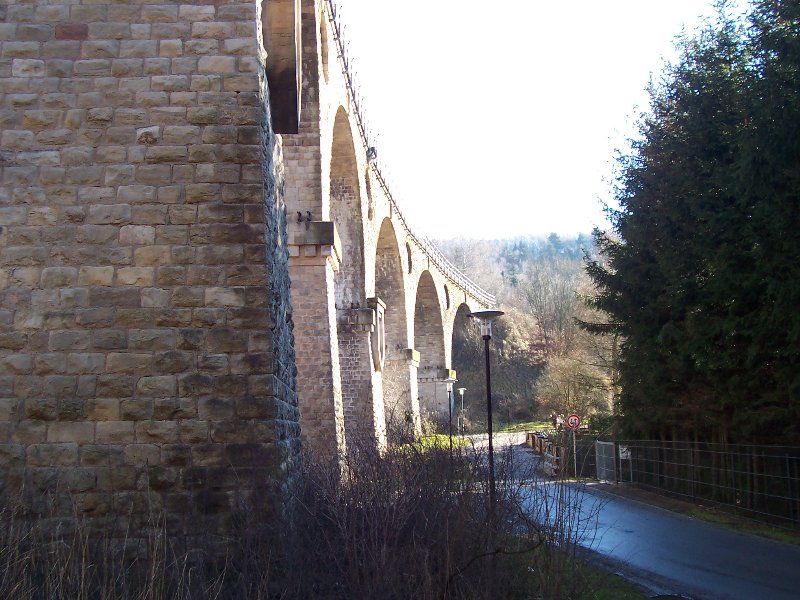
[{"left": 0, "top": 440, "right": 603, "bottom": 599}]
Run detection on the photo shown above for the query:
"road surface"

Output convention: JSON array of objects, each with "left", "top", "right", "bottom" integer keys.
[{"left": 480, "top": 432, "right": 800, "bottom": 599}]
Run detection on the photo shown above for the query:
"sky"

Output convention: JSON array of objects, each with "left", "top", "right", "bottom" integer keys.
[{"left": 334, "top": 0, "right": 750, "bottom": 241}]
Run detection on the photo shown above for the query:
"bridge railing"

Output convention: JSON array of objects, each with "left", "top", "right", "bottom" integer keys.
[{"left": 324, "top": 0, "right": 496, "bottom": 308}]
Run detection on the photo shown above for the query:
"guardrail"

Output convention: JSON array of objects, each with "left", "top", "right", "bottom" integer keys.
[{"left": 616, "top": 440, "right": 800, "bottom": 525}]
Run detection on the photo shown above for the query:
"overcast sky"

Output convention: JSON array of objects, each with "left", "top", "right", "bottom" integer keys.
[{"left": 334, "top": 0, "right": 749, "bottom": 240}]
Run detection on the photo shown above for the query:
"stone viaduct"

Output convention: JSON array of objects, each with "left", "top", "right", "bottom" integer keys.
[{"left": 0, "top": 0, "right": 494, "bottom": 536}]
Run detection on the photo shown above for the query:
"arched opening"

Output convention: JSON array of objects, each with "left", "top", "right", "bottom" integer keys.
[
  {"left": 330, "top": 107, "right": 384, "bottom": 447},
  {"left": 375, "top": 219, "right": 413, "bottom": 440},
  {"left": 331, "top": 106, "right": 364, "bottom": 308},
  {"left": 319, "top": 6, "right": 329, "bottom": 82},
  {"left": 451, "top": 304, "right": 482, "bottom": 435},
  {"left": 260, "top": 0, "right": 301, "bottom": 133},
  {"left": 414, "top": 272, "right": 447, "bottom": 427}
]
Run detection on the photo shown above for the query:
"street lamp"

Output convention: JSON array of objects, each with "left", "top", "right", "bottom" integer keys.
[
  {"left": 444, "top": 375, "right": 457, "bottom": 462},
  {"left": 457, "top": 387, "right": 466, "bottom": 436},
  {"left": 470, "top": 308, "right": 504, "bottom": 519}
]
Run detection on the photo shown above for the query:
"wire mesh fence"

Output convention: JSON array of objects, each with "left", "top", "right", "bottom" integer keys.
[{"left": 615, "top": 440, "right": 800, "bottom": 525}]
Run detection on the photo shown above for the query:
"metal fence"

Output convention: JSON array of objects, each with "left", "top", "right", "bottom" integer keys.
[{"left": 613, "top": 440, "right": 800, "bottom": 525}]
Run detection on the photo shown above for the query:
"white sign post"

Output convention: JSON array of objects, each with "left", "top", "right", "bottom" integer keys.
[{"left": 567, "top": 414, "right": 580, "bottom": 477}]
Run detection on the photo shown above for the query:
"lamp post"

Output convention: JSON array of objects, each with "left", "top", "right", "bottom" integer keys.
[
  {"left": 457, "top": 387, "right": 466, "bottom": 436},
  {"left": 444, "top": 375, "right": 457, "bottom": 463},
  {"left": 470, "top": 308, "right": 504, "bottom": 519}
]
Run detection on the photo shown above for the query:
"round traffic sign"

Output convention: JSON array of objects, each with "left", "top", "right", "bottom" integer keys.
[{"left": 566, "top": 414, "right": 581, "bottom": 429}]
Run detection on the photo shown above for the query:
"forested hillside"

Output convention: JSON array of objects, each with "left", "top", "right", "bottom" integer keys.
[
  {"left": 438, "top": 235, "right": 615, "bottom": 430},
  {"left": 440, "top": 2, "right": 800, "bottom": 446},
  {"left": 585, "top": 0, "right": 800, "bottom": 445}
]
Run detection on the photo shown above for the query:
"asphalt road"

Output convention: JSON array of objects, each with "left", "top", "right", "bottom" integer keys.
[
  {"left": 575, "top": 483, "right": 800, "bottom": 600},
  {"left": 483, "top": 432, "right": 800, "bottom": 600}
]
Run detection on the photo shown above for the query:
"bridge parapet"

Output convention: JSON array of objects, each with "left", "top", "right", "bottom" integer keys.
[{"left": 321, "top": 0, "right": 494, "bottom": 309}]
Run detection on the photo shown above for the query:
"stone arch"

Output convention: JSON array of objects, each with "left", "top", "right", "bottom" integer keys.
[
  {"left": 450, "top": 303, "right": 478, "bottom": 433},
  {"left": 319, "top": 4, "right": 329, "bottom": 83},
  {"left": 375, "top": 219, "right": 416, "bottom": 438},
  {"left": 260, "top": 0, "right": 301, "bottom": 133},
  {"left": 414, "top": 271, "right": 449, "bottom": 423},
  {"left": 330, "top": 107, "right": 384, "bottom": 447},
  {"left": 330, "top": 106, "right": 364, "bottom": 308}
]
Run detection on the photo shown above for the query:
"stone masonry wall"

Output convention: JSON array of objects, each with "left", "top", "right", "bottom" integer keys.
[{"left": 0, "top": 0, "right": 300, "bottom": 539}]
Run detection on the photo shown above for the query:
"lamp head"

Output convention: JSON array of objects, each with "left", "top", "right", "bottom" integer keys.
[{"left": 469, "top": 308, "right": 504, "bottom": 338}]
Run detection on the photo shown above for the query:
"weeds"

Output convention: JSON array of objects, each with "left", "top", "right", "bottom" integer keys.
[{"left": 0, "top": 438, "right": 602, "bottom": 599}]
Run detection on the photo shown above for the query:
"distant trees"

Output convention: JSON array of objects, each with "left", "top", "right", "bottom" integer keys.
[
  {"left": 441, "top": 235, "right": 614, "bottom": 428},
  {"left": 584, "top": 0, "right": 800, "bottom": 444}
]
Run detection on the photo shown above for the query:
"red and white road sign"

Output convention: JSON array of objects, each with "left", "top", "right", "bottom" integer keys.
[{"left": 566, "top": 414, "right": 581, "bottom": 429}]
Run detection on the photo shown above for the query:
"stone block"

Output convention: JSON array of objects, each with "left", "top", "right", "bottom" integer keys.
[
  {"left": 168, "top": 206, "right": 197, "bottom": 225},
  {"left": 12, "top": 59, "right": 45, "bottom": 77},
  {"left": 120, "top": 40, "right": 158, "bottom": 59},
  {"left": 86, "top": 398, "right": 120, "bottom": 421},
  {"left": 198, "top": 56, "right": 236, "bottom": 74},
  {"left": 27, "top": 443, "right": 79, "bottom": 467},
  {"left": 179, "top": 420, "right": 209, "bottom": 443},
  {"left": 155, "top": 350, "right": 194, "bottom": 373},
  {"left": 111, "top": 58, "right": 144, "bottom": 77},
  {"left": 11, "top": 421, "right": 47, "bottom": 444},
  {"left": 87, "top": 205, "right": 132, "bottom": 225},
  {"left": 0, "top": 354, "right": 31, "bottom": 376},
  {"left": 118, "top": 185, "right": 157, "bottom": 204},
  {"left": 151, "top": 75, "right": 188, "bottom": 92},
  {"left": 23, "top": 110, "right": 62, "bottom": 130},
  {"left": 136, "top": 375, "right": 177, "bottom": 397},
  {"left": 187, "top": 266, "right": 224, "bottom": 286},
  {"left": 133, "top": 246, "right": 172, "bottom": 266},
  {"left": 161, "top": 444, "right": 191, "bottom": 467},
  {"left": 24, "top": 398, "right": 57, "bottom": 420},
  {"left": 204, "top": 287, "right": 245, "bottom": 307},
  {"left": 207, "top": 329, "right": 247, "bottom": 352},
  {"left": 35, "top": 353, "right": 67, "bottom": 375},
  {"left": 132, "top": 205, "right": 169, "bottom": 224},
  {"left": 179, "top": 374, "right": 214, "bottom": 398},
  {"left": 55, "top": 24, "right": 89, "bottom": 41},
  {"left": 135, "top": 420, "right": 178, "bottom": 444},
  {"left": 198, "top": 354, "right": 229, "bottom": 374},
  {"left": 49, "top": 330, "right": 90, "bottom": 351},
  {"left": 96, "top": 375, "right": 134, "bottom": 398},
  {"left": 120, "top": 398, "right": 153, "bottom": 421},
  {"left": 196, "top": 163, "right": 240, "bottom": 183},
  {"left": 142, "top": 288, "right": 172, "bottom": 308},
  {"left": 146, "top": 465, "right": 179, "bottom": 491},
  {"left": 95, "top": 421, "right": 135, "bottom": 444},
  {"left": 47, "top": 422, "right": 94, "bottom": 443},
  {"left": 80, "top": 445, "right": 121, "bottom": 468},
  {"left": 74, "top": 59, "right": 111, "bottom": 76},
  {"left": 90, "top": 287, "right": 140, "bottom": 308},
  {"left": 66, "top": 353, "right": 105, "bottom": 374},
  {"left": 105, "top": 164, "right": 135, "bottom": 186},
  {"left": 191, "top": 444, "right": 226, "bottom": 467},
  {"left": 78, "top": 266, "right": 115, "bottom": 287},
  {"left": 177, "top": 329, "right": 204, "bottom": 351},
  {"left": 40, "top": 266, "right": 78, "bottom": 288},
  {"left": 154, "top": 398, "right": 196, "bottom": 420},
  {"left": 106, "top": 353, "right": 152, "bottom": 374},
  {"left": 57, "top": 396, "right": 85, "bottom": 420},
  {"left": 123, "top": 444, "right": 160, "bottom": 466},
  {"left": 82, "top": 41, "right": 120, "bottom": 59},
  {"left": 119, "top": 225, "right": 155, "bottom": 246},
  {"left": 236, "top": 396, "right": 276, "bottom": 420},
  {"left": 186, "top": 106, "right": 218, "bottom": 125}
]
